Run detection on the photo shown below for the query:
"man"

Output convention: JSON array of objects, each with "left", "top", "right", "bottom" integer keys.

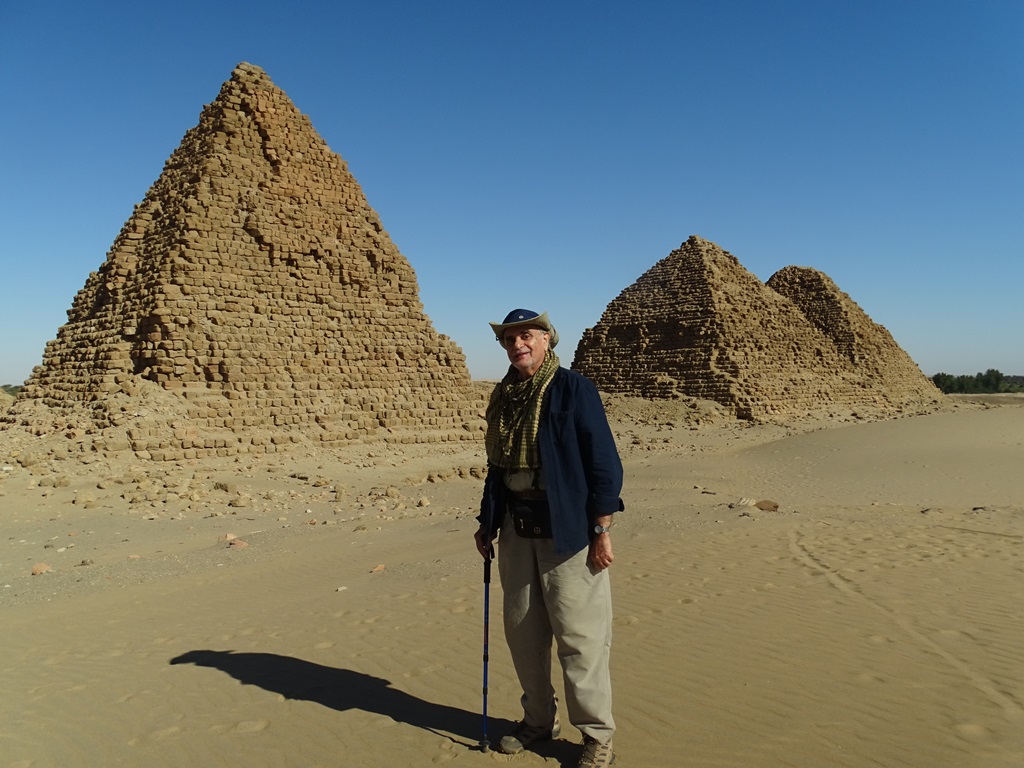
[{"left": 474, "top": 308, "right": 623, "bottom": 768}]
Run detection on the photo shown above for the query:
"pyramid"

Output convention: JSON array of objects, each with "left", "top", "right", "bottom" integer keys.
[
  {"left": 765, "top": 265, "right": 927, "bottom": 379},
  {"left": 572, "top": 236, "right": 942, "bottom": 419},
  {"left": 4, "top": 63, "right": 481, "bottom": 459}
]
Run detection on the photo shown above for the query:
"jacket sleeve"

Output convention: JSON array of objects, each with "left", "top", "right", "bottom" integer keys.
[
  {"left": 574, "top": 375, "right": 625, "bottom": 517},
  {"left": 477, "top": 464, "right": 507, "bottom": 535}
]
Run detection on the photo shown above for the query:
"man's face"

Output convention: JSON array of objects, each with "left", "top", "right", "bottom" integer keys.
[{"left": 501, "top": 325, "right": 550, "bottom": 379}]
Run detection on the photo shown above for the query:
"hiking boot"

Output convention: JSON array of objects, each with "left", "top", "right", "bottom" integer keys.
[
  {"left": 498, "top": 716, "right": 561, "bottom": 754},
  {"left": 578, "top": 735, "right": 615, "bottom": 767}
]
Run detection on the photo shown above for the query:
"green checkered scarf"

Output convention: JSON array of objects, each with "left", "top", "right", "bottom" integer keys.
[{"left": 485, "top": 351, "right": 561, "bottom": 470}]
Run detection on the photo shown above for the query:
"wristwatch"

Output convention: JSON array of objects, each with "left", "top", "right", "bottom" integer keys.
[{"left": 593, "top": 523, "right": 612, "bottom": 535}]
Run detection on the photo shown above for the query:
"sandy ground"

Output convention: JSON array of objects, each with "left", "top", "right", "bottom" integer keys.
[{"left": 1, "top": 395, "right": 1021, "bottom": 767}]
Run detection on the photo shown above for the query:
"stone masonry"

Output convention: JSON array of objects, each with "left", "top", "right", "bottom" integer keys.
[
  {"left": 3, "top": 63, "right": 481, "bottom": 459},
  {"left": 572, "top": 236, "right": 942, "bottom": 420}
]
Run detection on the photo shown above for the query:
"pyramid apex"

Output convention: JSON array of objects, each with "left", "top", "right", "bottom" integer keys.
[{"left": 233, "top": 61, "right": 265, "bottom": 76}]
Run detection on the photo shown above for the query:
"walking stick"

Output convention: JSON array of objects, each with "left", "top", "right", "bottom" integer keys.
[{"left": 479, "top": 552, "right": 492, "bottom": 752}]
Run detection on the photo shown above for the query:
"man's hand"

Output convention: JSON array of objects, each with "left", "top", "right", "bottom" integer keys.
[
  {"left": 474, "top": 525, "right": 496, "bottom": 560},
  {"left": 588, "top": 533, "right": 613, "bottom": 571},
  {"left": 588, "top": 515, "right": 615, "bottom": 570}
]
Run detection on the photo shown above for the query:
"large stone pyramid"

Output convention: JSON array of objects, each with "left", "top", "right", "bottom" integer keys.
[
  {"left": 572, "top": 236, "right": 941, "bottom": 419},
  {"left": 4, "top": 63, "right": 480, "bottom": 459}
]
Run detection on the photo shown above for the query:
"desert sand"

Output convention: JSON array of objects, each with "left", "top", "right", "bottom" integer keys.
[{"left": 1, "top": 395, "right": 1021, "bottom": 768}]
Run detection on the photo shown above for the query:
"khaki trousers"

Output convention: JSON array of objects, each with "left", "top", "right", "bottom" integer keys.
[{"left": 497, "top": 518, "right": 615, "bottom": 743}]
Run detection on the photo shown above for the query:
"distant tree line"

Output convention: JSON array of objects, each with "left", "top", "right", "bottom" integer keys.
[
  {"left": 1, "top": 384, "right": 21, "bottom": 396},
  {"left": 932, "top": 369, "right": 1024, "bottom": 394}
]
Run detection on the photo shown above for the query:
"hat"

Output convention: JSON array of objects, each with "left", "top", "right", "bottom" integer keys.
[{"left": 489, "top": 308, "right": 559, "bottom": 348}]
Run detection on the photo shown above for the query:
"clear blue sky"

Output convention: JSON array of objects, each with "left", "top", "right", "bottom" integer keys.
[{"left": 1, "top": 1, "right": 1021, "bottom": 385}]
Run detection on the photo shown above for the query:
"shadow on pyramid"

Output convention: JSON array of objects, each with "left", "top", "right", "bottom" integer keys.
[{"left": 4, "top": 63, "right": 482, "bottom": 460}]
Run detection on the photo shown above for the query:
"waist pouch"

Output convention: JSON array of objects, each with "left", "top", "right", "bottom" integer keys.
[{"left": 507, "top": 497, "right": 553, "bottom": 539}]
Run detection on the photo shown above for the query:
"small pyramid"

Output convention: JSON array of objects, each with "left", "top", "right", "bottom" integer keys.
[
  {"left": 765, "top": 265, "right": 926, "bottom": 377},
  {"left": 572, "top": 236, "right": 941, "bottom": 419},
  {"left": 5, "top": 63, "right": 480, "bottom": 458}
]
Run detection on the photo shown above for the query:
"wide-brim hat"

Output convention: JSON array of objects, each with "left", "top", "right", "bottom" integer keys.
[{"left": 489, "top": 308, "right": 559, "bottom": 348}]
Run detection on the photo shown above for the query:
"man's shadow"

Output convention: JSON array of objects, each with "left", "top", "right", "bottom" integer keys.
[
  {"left": 170, "top": 649, "right": 515, "bottom": 750},
  {"left": 170, "top": 650, "right": 580, "bottom": 763}
]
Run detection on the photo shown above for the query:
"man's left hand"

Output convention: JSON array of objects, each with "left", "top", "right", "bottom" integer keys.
[{"left": 588, "top": 533, "right": 614, "bottom": 571}]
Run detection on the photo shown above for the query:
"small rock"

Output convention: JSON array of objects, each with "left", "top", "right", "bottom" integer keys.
[
  {"left": 31, "top": 562, "right": 53, "bottom": 576},
  {"left": 754, "top": 500, "right": 779, "bottom": 512},
  {"left": 370, "top": 564, "right": 385, "bottom": 573}
]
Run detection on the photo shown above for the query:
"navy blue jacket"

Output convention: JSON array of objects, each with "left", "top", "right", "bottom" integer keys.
[{"left": 479, "top": 367, "right": 624, "bottom": 554}]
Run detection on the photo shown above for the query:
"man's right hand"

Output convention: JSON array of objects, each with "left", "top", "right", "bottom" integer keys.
[{"left": 474, "top": 526, "right": 495, "bottom": 560}]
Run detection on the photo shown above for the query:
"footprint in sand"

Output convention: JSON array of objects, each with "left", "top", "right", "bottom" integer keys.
[
  {"left": 235, "top": 720, "right": 270, "bottom": 733},
  {"left": 432, "top": 740, "right": 458, "bottom": 762},
  {"left": 152, "top": 725, "right": 183, "bottom": 740},
  {"left": 954, "top": 722, "right": 992, "bottom": 742}
]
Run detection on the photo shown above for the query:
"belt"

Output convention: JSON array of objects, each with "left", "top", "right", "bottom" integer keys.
[{"left": 509, "top": 489, "right": 548, "bottom": 501}]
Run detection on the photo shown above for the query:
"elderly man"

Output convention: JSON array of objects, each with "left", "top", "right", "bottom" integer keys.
[{"left": 474, "top": 308, "right": 623, "bottom": 768}]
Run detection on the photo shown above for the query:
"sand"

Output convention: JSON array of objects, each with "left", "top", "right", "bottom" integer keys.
[{"left": 1, "top": 395, "right": 1021, "bottom": 767}]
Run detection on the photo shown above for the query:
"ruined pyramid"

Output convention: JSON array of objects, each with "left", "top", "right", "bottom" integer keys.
[
  {"left": 572, "top": 236, "right": 942, "bottom": 419},
  {"left": 4, "top": 63, "right": 481, "bottom": 459}
]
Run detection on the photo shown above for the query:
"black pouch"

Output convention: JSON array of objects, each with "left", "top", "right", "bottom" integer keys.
[{"left": 507, "top": 497, "right": 553, "bottom": 539}]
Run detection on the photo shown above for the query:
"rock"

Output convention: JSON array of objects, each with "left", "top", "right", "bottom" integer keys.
[
  {"left": 754, "top": 499, "right": 780, "bottom": 512},
  {"left": 31, "top": 563, "right": 53, "bottom": 576}
]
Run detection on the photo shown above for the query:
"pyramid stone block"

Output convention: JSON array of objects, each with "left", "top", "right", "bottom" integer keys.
[{"left": 3, "top": 63, "right": 480, "bottom": 458}]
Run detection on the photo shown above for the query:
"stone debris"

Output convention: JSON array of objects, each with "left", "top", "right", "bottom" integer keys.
[
  {"left": 573, "top": 236, "right": 943, "bottom": 420},
  {"left": 2, "top": 62, "right": 483, "bottom": 459},
  {"left": 31, "top": 563, "right": 53, "bottom": 576},
  {"left": 729, "top": 498, "right": 757, "bottom": 508}
]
